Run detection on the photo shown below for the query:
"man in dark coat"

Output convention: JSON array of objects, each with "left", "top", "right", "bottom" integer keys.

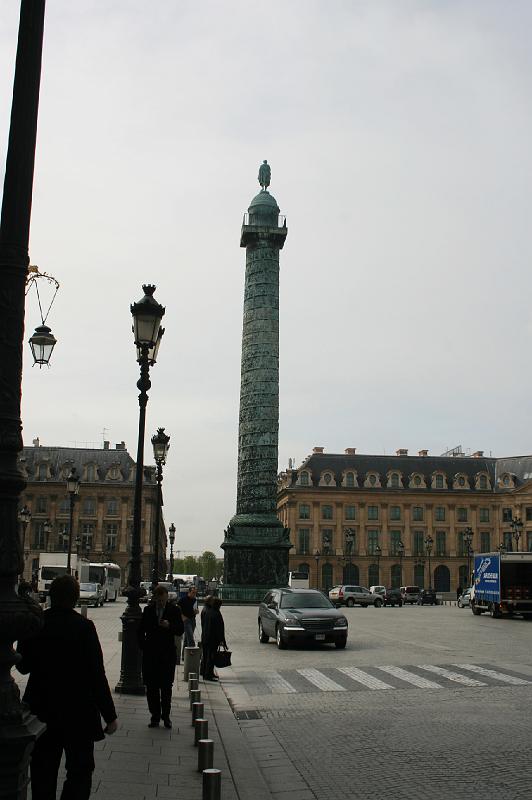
[
  {"left": 202, "top": 597, "right": 227, "bottom": 682},
  {"left": 17, "top": 575, "right": 117, "bottom": 800},
  {"left": 137, "top": 584, "right": 184, "bottom": 728}
]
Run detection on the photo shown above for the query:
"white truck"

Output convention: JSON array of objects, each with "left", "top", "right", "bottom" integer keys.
[{"left": 38, "top": 553, "right": 89, "bottom": 601}]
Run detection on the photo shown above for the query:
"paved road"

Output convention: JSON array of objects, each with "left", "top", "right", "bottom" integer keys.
[{"left": 219, "top": 602, "right": 532, "bottom": 800}]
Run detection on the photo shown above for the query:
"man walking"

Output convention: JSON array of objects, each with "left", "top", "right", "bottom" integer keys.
[
  {"left": 137, "top": 584, "right": 183, "bottom": 728},
  {"left": 178, "top": 585, "right": 199, "bottom": 651},
  {"left": 17, "top": 575, "right": 117, "bottom": 800}
]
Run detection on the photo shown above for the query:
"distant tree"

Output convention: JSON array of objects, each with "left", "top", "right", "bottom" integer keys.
[
  {"left": 199, "top": 551, "right": 217, "bottom": 580},
  {"left": 184, "top": 555, "right": 198, "bottom": 574}
]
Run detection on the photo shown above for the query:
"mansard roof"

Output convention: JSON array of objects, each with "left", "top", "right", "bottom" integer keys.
[{"left": 19, "top": 444, "right": 156, "bottom": 484}]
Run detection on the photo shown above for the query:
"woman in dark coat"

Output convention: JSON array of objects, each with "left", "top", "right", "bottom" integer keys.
[
  {"left": 200, "top": 595, "right": 214, "bottom": 677},
  {"left": 202, "top": 597, "right": 227, "bottom": 682},
  {"left": 137, "top": 584, "right": 184, "bottom": 727}
]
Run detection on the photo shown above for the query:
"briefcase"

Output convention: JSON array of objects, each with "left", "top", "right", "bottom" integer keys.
[{"left": 213, "top": 648, "right": 232, "bottom": 668}]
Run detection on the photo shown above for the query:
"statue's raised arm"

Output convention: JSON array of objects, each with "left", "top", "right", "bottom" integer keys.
[{"left": 258, "top": 159, "right": 271, "bottom": 190}]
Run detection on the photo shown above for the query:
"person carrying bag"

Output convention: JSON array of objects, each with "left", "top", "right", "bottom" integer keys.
[{"left": 202, "top": 597, "right": 227, "bottom": 681}]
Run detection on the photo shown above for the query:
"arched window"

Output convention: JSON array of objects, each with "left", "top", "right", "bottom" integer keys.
[
  {"left": 345, "top": 472, "right": 355, "bottom": 488},
  {"left": 479, "top": 474, "right": 488, "bottom": 490},
  {"left": 368, "top": 563, "right": 380, "bottom": 586},
  {"left": 434, "top": 474, "right": 444, "bottom": 489},
  {"left": 390, "top": 564, "right": 402, "bottom": 589},
  {"left": 434, "top": 565, "right": 450, "bottom": 592},
  {"left": 299, "top": 471, "right": 310, "bottom": 486},
  {"left": 38, "top": 463, "right": 47, "bottom": 480},
  {"left": 298, "top": 563, "right": 310, "bottom": 575},
  {"left": 86, "top": 464, "right": 96, "bottom": 482},
  {"left": 390, "top": 473, "right": 400, "bottom": 488},
  {"left": 414, "top": 563, "right": 425, "bottom": 588},
  {"left": 321, "top": 563, "right": 333, "bottom": 592},
  {"left": 343, "top": 563, "right": 359, "bottom": 584}
]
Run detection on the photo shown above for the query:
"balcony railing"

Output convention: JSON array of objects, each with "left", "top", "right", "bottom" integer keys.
[{"left": 242, "top": 213, "right": 286, "bottom": 227}]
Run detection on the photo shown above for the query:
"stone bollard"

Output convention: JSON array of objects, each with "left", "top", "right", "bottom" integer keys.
[
  {"left": 202, "top": 768, "right": 221, "bottom": 800},
  {"left": 190, "top": 688, "right": 201, "bottom": 710},
  {"left": 192, "top": 702, "right": 204, "bottom": 725},
  {"left": 198, "top": 739, "right": 214, "bottom": 773},
  {"left": 194, "top": 718, "right": 208, "bottom": 746},
  {"left": 183, "top": 647, "right": 201, "bottom": 681},
  {"left": 189, "top": 676, "right": 199, "bottom": 692}
]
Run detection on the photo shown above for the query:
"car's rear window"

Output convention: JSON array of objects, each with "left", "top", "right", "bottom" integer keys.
[{"left": 405, "top": 586, "right": 420, "bottom": 593}]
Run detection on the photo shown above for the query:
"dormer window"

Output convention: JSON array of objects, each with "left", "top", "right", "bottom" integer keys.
[
  {"left": 432, "top": 473, "right": 446, "bottom": 489},
  {"left": 106, "top": 464, "right": 122, "bottom": 481},
  {"left": 364, "top": 472, "right": 381, "bottom": 488},
  {"left": 476, "top": 473, "right": 490, "bottom": 490},
  {"left": 453, "top": 473, "right": 469, "bottom": 490},
  {"left": 85, "top": 464, "right": 96, "bottom": 482},
  {"left": 319, "top": 472, "right": 335, "bottom": 487},
  {"left": 389, "top": 473, "right": 400, "bottom": 488},
  {"left": 299, "top": 471, "right": 310, "bottom": 486},
  {"left": 345, "top": 472, "right": 355, "bottom": 488}
]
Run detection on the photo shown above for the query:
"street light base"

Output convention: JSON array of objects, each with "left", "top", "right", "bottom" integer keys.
[
  {"left": 114, "top": 594, "right": 145, "bottom": 696},
  {"left": 0, "top": 705, "right": 46, "bottom": 800}
]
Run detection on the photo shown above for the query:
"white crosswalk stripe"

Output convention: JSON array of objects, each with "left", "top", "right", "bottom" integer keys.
[
  {"left": 262, "top": 671, "right": 297, "bottom": 694},
  {"left": 417, "top": 664, "right": 486, "bottom": 686},
  {"left": 338, "top": 666, "right": 394, "bottom": 690},
  {"left": 297, "top": 668, "right": 346, "bottom": 691},
  {"left": 452, "top": 664, "right": 530, "bottom": 685},
  {"left": 378, "top": 665, "right": 442, "bottom": 689}
]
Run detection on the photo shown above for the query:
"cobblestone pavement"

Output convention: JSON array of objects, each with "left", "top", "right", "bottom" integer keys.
[{"left": 219, "top": 602, "right": 532, "bottom": 800}]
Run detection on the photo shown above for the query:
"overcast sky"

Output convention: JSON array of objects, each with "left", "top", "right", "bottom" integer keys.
[{"left": 1, "top": 1, "right": 532, "bottom": 557}]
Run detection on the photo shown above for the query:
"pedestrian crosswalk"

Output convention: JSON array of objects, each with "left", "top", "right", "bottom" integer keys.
[{"left": 236, "top": 662, "right": 531, "bottom": 697}]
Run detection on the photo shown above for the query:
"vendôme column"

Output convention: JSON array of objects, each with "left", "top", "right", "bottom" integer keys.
[{"left": 221, "top": 161, "right": 291, "bottom": 601}]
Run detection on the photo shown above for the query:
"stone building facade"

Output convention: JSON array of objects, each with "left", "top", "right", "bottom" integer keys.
[
  {"left": 18, "top": 438, "right": 167, "bottom": 583},
  {"left": 277, "top": 447, "right": 532, "bottom": 593}
]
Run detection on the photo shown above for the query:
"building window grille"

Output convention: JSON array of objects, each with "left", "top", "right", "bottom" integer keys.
[
  {"left": 390, "top": 506, "right": 401, "bottom": 521},
  {"left": 413, "top": 530, "right": 424, "bottom": 556},
  {"left": 457, "top": 507, "right": 468, "bottom": 523},
  {"left": 107, "top": 498, "right": 119, "bottom": 516},
  {"left": 412, "top": 506, "right": 423, "bottom": 521},
  {"left": 106, "top": 523, "right": 118, "bottom": 552},
  {"left": 367, "top": 530, "right": 379, "bottom": 555},
  {"left": 479, "top": 475, "right": 488, "bottom": 489},
  {"left": 35, "top": 496, "right": 47, "bottom": 514},
  {"left": 345, "top": 472, "right": 355, "bottom": 488},
  {"left": 480, "top": 531, "right": 490, "bottom": 552},
  {"left": 82, "top": 497, "right": 96, "bottom": 516},
  {"left": 300, "top": 471, "right": 310, "bottom": 486},
  {"left": 503, "top": 532, "right": 513, "bottom": 551},
  {"left": 322, "top": 505, "right": 333, "bottom": 520},
  {"left": 298, "top": 529, "right": 310, "bottom": 555},
  {"left": 434, "top": 474, "right": 444, "bottom": 489},
  {"left": 81, "top": 523, "right": 94, "bottom": 551},
  {"left": 390, "top": 530, "right": 401, "bottom": 556},
  {"left": 299, "top": 504, "right": 310, "bottom": 519},
  {"left": 502, "top": 508, "right": 512, "bottom": 523},
  {"left": 435, "top": 506, "right": 445, "bottom": 522},
  {"left": 34, "top": 521, "right": 47, "bottom": 549},
  {"left": 436, "top": 530, "right": 446, "bottom": 556},
  {"left": 390, "top": 473, "right": 400, "bottom": 488},
  {"left": 479, "top": 508, "right": 489, "bottom": 523},
  {"left": 368, "top": 505, "right": 378, "bottom": 521},
  {"left": 526, "top": 507, "right": 532, "bottom": 522},
  {"left": 345, "top": 505, "right": 356, "bottom": 520}
]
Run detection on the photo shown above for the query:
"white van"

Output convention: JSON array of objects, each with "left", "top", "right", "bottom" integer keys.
[{"left": 288, "top": 571, "right": 310, "bottom": 589}]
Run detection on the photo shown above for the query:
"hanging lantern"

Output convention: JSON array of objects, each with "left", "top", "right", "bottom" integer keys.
[{"left": 29, "top": 324, "right": 57, "bottom": 367}]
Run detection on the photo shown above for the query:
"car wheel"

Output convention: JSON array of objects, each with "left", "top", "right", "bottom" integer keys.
[
  {"left": 374, "top": 599, "right": 383, "bottom": 608},
  {"left": 458, "top": 600, "right": 463, "bottom": 608},
  {"left": 258, "top": 620, "right": 269, "bottom": 643},
  {"left": 276, "top": 625, "right": 286, "bottom": 650},
  {"left": 489, "top": 603, "right": 501, "bottom": 619},
  {"left": 471, "top": 603, "right": 482, "bottom": 615},
  {"left": 398, "top": 601, "right": 403, "bottom": 607},
  {"left": 335, "top": 638, "right": 347, "bottom": 649},
  {"left": 346, "top": 598, "right": 355, "bottom": 608}
]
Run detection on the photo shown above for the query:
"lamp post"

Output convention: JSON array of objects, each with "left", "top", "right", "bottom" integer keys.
[
  {"left": 151, "top": 427, "right": 170, "bottom": 587},
  {"left": 43, "top": 519, "right": 52, "bottom": 552},
  {"left": 463, "top": 527, "right": 473, "bottom": 588},
  {"left": 398, "top": 540, "right": 405, "bottom": 589},
  {"left": 168, "top": 523, "right": 176, "bottom": 580},
  {"left": 314, "top": 549, "right": 321, "bottom": 590},
  {"left": 66, "top": 467, "right": 80, "bottom": 574},
  {"left": 511, "top": 516, "right": 523, "bottom": 552},
  {"left": 375, "top": 544, "right": 382, "bottom": 583},
  {"left": 18, "top": 506, "right": 31, "bottom": 579},
  {"left": 424, "top": 535, "right": 434, "bottom": 590},
  {"left": 344, "top": 528, "right": 354, "bottom": 582},
  {"left": 0, "top": 2, "right": 47, "bottom": 792},
  {"left": 497, "top": 542, "right": 506, "bottom": 556},
  {"left": 115, "top": 284, "right": 165, "bottom": 695}
]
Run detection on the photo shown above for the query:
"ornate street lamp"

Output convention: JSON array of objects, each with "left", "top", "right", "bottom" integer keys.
[
  {"left": 66, "top": 467, "right": 80, "bottom": 573},
  {"left": 168, "top": 523, "right": 176, "bottom": 579},
  {"left": 375, "top": 544, "right": 382, "bottom": 583},
  {"left": 28, "top": 323, "right": 56, "bottom": 368},
  {"left": 18, "top": 506, "right": 31, "bottom": 578},
  {"left": 497, "top": 542, "right": 506, "bottom": 556},
  {"left": 314, "top": 549, "right": 321, "bottom": 590},
  {"left": 424, "top": 535, "right": 434, "bottom": 590},
  {"left": 398, "top": 540, "right": 405, "bottom": 589},
  {"left": 151, "top": 427, "right": 170, "bottom": 587},
  {"left": 463, "top": 527, "right": 473, "bottom": 588},
  {"left": 115, "top": 284, "right": 165, "bottom": 696},
  {"left": 511, "top": 516, "right": 523, "bottom": 552},
  {"left": 43, "top": 519, "right": 52, "bottom": 551}
]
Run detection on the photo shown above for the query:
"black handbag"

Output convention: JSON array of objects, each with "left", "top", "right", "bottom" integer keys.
[{"left": 213, "top": 647, "right": 232, "bottom": 668}]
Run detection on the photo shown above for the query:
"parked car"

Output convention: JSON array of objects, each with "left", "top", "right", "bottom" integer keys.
[
  {"left": 258, "top": 588, "right": 348, "bottom": 649},
  {"left": 369, "top": 585, "right": 386, "bottom": 596},
  {"left": 400, "top": 585, "right": 422, "bottom": 604},
  {"left": 418, "top": 588, "right": 438, "bottom": 605},
  {"left": 139, "top": 581, "right": 152, "bottom": 603},
  {"left": 383, "top": 588, "right": 403, "bottom": 607},
  {"left": 457, "top": 588, "right": 472, "bottom": 608},
  {"left": 78, "top": 582, "right": 104, "bottom": 607},
  {"left": 329, "top": 585, "right": 383, "bottom": 608}
]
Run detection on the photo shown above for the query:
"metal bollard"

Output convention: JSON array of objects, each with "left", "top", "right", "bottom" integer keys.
[
  {"left": 183, "top": 646, "right": 201, "bottom": 681},
  {"left": 192, "top": 702, "right": 204, "bottom": 725},
  {"left": 190, "top": 688, "right": 201, "bottom": 710},
  {"left": 189, "top": 677, "right": 199, "bottom": 692},
  {"left": 202, "top": 768, "right": 221, "bottom": 800},
  {"left": 198, "top": 739, "right": 214, "bottom": 772},
  {"left": 194, "top": 718, "right": 208, "bottom": 746}
]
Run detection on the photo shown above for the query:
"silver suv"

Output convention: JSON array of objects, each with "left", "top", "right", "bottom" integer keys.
[{"left": 329, "top": 585, "right": 383, "bottom": 608}]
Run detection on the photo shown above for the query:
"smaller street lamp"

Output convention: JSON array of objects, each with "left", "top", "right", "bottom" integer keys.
[
  {"left": 463, "top": 527, "right": 473, "bottom": 587},
  {"left": 151, "top": 427, "right": 170, "bottom": 587},
  {"left": 375, "top": 544, "right": 382, "bottom": 583},
  {"left": 44, "top": 520, "right": 52, "bottom": 551},
  {"left": 511, "top": 516, "right": 523, "bottom": 552},
  {"left": 314, "top": 548, "right": 321, "bottom": 590},
  {"left": 398, "top": 540, "right": 405, "bottom": 588},
  {"left": 497, "top": 542, "right": 506, "bottom": 556},
  {"left": 66, "top": 467, "right": 81, "bottom": 573},
  {"left": 424, "top": 535, "right": 434, "bottom": 590},
  {"left": 168, "top": 523, "right": 176, "bottom": 579},
  {"left": 18, "top": 506, "right": 32, "bottom": 578},
  {"left": 28, "top": 324, "right": 57, "bottom": 368}
]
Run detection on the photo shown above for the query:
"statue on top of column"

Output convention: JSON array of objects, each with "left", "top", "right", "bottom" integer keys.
[{"left": 258, "top": 159, "right": 271, "bottom": 190}]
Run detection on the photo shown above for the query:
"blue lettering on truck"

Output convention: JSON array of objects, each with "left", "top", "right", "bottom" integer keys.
[{"left": 474, "top": 554, "right": 500, "bottom": 603}]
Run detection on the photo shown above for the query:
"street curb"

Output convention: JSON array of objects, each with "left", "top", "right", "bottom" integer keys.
[{"left": 203, "top": 679, "right": 273, "bottom": 800}]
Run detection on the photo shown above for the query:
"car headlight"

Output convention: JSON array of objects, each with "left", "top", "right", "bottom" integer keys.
[
  {"left": 334, "top": 617, "right": 348, "bottom": 627},
  {"left": 283, "top": 616, "right": 304, "bottom": 629}
]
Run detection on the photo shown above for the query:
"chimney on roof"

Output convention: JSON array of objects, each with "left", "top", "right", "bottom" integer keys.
[
  {"left": 115, "top": 441, "right": 126, "bottom": 450},
  {"left": 345, "top": 448, "right": 356, "bottom": 455},
  {"left": 104, "top": 441, "right": 110, "bottom": 450},
  {"left": 418, "top": 449, "right": 428, "bottom": 457},
  {"left": 473, "top": 450, "right": 484, "bottom": 458},
  {"left": 33, "top": 437, "right": 40, "bottom": 447},
  {"left": 396, "top": 448, "right": 408, "bottom": 456},
  {"left": 312, "top": 446, "right": 324, "bottom": 454}
]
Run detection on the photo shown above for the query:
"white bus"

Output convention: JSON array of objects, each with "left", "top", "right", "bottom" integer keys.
[
  {"left": 88, "top": 562, "right": 121, "bottom": 601},
  {"left": 289, "top": 571, "right": 310, "bottom": 589}
]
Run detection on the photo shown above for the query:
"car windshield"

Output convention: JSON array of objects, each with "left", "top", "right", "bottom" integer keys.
[
  {"left": 80, "top": 583, "right": 98, "bottom": 591},
  {"left": 280, "top": 593, "right": 333, "bottom": 609}
]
